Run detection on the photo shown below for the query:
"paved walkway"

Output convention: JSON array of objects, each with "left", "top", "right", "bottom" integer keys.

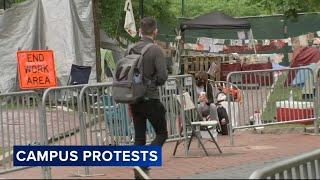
[
  {"left": 1, "top": 131, "right": 320, "bottom": 179},
  {"left": 184, "top": 154, "right": 295, "bottom": 179}
]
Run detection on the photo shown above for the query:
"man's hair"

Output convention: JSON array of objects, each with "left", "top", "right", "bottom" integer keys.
[
  {"left": 195, "top": 71, "right": 209, "bottom": 83},
  {"left": 140, "top": 17, "right": 157, "bottom": 36}
]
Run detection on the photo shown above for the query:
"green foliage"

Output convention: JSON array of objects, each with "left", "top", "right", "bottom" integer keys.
[
  {"left": 7, "top": 0, "right": 320, "bottom": 45},
  {"left": 169, "top": 0, "right": 269, "bottom": 18},
  {"left": 99, "top": 0, "right": 176, "bottom": 45},
  {"left": 0, "top": 0, "right": 26, "bottom": 9},
  {"left": 249, "top": 0, "right": 320, "bottom": 21}
]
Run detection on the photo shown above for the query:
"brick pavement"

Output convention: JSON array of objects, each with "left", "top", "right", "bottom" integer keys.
[
  {"left": 1, "top": 131, "right": 320, "bottom": 179},
  {"left": 184, "top": 154, "right": 296, "bottom": 179}
]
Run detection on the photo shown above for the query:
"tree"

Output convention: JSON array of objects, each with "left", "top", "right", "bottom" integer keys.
[
  {"left": 99, "top": 0, "right": 176, "bottom": 47},
  {"left": 169, "top": 0, "right": 268, "bottom": 18},
  {"left": 248, "top": 0, "right": 320, "bottom": 20},
  {"left": 0, "top": 0, "right": 26, "bottom": 9}
]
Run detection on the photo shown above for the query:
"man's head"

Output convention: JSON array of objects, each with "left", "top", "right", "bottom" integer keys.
[
  {"left": 139, "top": 16, "right": 158, "bottom": 39},
  {"left": 195, "top": 71, "right": 209, "bottom": 86}
]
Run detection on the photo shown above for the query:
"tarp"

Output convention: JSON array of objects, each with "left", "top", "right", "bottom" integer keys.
[
  {"left": 180, "top": 10, "right": 251, "bottom": 31},
  {"left": 290, "top": 47, "right": 320, "bottom": 68},
  {"left": 0, "top": 0, "right": 96, "bottom": 93},
  {"left": 99, "top": 29, "right": 124, "bottom": 82},
  {"left": 100, "top": 29, "right": 124, "bottom": 54},
  {"left": 286, "top": 47, "right": 320, "bottom": 86},
  {"left": 292, "top": 63, "right": 318, "bottom": 86}
]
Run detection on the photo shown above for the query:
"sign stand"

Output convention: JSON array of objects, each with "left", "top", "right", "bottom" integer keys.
[
  {"left": 15, "top": 47, "right": 22, "bottom": 92},
  {"left": 16, "top": 48, "right": 57, "bottom": 106}
]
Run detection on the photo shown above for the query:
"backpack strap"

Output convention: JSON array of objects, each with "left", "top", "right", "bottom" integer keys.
[
  {"left": 140, "top": 43, "right": 156, "bottom": 55},
  {"left": 136, "top": 43, "right": 156, "bottom": 70},
  {"left": 126, "top": 43, "right": 140, "bottom": 55}
]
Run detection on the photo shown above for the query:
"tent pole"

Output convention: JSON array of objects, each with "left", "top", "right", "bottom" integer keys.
[
  {"left": 173, "top": 30, "right": 182, "bottom": 75},
  {"left": 250, "top": 28, "right": 258, "bottom": 61}
]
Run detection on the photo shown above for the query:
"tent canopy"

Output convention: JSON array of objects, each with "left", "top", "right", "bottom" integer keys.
[
  {"left": 290, "top": 47, "right": 320, "bottom": 67},
  {"left": 180, "top": 10, "right": 251, "bottom": 31},
  {"left": 286, "top": 47, "right": 320, "bottom": 94}
]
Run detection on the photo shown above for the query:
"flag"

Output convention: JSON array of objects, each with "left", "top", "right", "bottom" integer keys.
[{"left": 124, "top": 0, "right": 137, "bottom": 37}]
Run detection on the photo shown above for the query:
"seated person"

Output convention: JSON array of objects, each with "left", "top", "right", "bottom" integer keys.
[{"left": 195, "top": 71, "right": 219, "bottom": 121}]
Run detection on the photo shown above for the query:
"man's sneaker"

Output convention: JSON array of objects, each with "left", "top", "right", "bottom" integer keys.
[{"left": 133, "top": 166, "right": 150, "bottom": 179}]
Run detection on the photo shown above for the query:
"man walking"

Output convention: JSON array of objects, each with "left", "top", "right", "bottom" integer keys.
[{"left": 129, "top": 16, "right": 168, "bottom": 178}]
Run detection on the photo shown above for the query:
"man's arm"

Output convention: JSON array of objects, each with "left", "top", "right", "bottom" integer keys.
[{"left": 153, "top": 46, "right": 168, "bottom": 86}]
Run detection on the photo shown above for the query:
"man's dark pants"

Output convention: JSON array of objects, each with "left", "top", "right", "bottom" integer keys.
[{"left": 130, "top": 98, "right": 168, "bottom": 146}]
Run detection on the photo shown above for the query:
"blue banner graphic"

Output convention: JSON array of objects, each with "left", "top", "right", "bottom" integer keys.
[{"left": 14, "top": 146, "right": 162, "bottom": 166}]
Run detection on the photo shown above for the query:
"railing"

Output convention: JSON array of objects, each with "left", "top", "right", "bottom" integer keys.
[
  {"left": 249, "top": 149, "right": 320, "bottom": 179},
  {"left": 226, "top": 67, "right": 319, "bottom": 145}
]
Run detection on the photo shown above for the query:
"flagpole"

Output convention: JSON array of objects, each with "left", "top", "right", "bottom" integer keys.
[
  {"left": 139, "top": 0, "right": 144, "bottom": 19},
  {"left": 181, "top": 0, "right": 185, "bottom": 16},
  {"left": 250, "top": 29, "right": 258, "bottom": 61}
]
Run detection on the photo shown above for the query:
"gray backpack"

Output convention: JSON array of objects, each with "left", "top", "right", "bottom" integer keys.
[{"left": 112, "top": 43, "right": 155, "bottom": 104}]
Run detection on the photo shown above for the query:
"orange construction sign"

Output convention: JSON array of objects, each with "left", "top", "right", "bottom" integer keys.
[{"left": 17, "top": 50, "right": 58, "bottom": 89}]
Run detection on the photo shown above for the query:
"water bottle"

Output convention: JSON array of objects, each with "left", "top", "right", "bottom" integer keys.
[
  {"left": 134, "top": 73, "right": 142, "bottom": 84},
  {"left": 133, "top": 68, "right": 142, "bottom": 84}
]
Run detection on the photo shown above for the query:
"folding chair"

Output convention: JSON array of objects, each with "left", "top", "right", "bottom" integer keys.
[
  {"left": 62, "top": 64, "right": 92, "bottom": 103},
  {"left": 173, "top": 92, "right": 222, "bottom": 156},
  {"left": 67, "top": 64, "right": 92, "bottom": 85}
]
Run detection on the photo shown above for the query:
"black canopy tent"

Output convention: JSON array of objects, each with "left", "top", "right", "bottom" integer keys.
[
  {"left": 180, "top": 11, "right": 251, "bottom": 30},
  {"left": 173, "top": 11, "right": 257, "bottom": 74}
]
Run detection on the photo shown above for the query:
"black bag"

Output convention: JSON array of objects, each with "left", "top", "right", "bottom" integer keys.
[{"left": 217, "top": 105, "right": 229, "bottom": 135}]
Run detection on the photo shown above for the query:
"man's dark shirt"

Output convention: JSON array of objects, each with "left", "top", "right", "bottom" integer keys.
[{"left": 128, "top": 37, "right": 168, "bottom": 99}]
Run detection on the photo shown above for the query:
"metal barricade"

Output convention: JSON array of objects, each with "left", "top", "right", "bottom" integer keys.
[
  {"left": 0, "top": 91, "right": 45, "bottom": 176},
  {"left": 168, "top": 74, "right": 197, "bottom": 102},
  {"left": 160, "top": 78, "right": 187, "bottom": 142},
  {"left": 160, "top": 78, "right": 188, "bottom": 155},
  {"left": 168, "top": 75, "right": 198, "bottom": 130},
  {"left": 316, "top": 68, "right": 320, "bottom": 120},
  {"left": 41, "top": 85, "right": 85, "bottom": 146},
  {"left": 226, "top": 67, "right": 319, "bottom": 145},
  {"left": 41, "top": 85, "right": 85, "bottom": 179},
  {"left": 79, "top": 82, "right": 133, "bottom": 147},
  {"left": 78, "top": 79, "right": 188, "bottom": 146},
  {"left": 77, "top": 82, "right": 132, "bottom": 177},
  {"left": 249, "top": 149, "right": 320, "bottom": 179},
  {"left": 76, "top": 79, "right": 188, "bottom": 176}
]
